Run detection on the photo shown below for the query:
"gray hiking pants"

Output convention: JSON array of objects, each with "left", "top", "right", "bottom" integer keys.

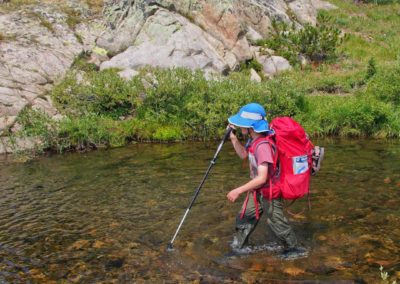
[{"left": 232, "top": 192, "right": 298, "bottom": 249}]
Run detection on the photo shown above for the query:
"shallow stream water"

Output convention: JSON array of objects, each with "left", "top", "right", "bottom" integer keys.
[{"left": 0, "top": 139, "right": 399, "bottom": 283}]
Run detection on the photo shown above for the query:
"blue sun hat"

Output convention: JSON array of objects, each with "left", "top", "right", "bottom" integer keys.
[{"left": 228, "top": 103, "right": 270, "bottom": 133}]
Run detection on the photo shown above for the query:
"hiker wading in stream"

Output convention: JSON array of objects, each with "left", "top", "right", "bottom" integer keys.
[{"left": 227, "top": 103, "right": 304, "bottom": 258}]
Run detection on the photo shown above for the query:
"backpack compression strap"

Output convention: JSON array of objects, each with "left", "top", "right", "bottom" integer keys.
[{"left": 240, "top": 190, "right": 260, "bottom": 220}]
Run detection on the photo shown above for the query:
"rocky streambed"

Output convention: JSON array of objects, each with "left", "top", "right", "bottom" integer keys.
[{"left": 0, "top": 139, "right": 399, "bottom": 282}]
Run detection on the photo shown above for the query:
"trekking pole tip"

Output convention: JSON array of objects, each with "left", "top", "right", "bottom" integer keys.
[{"left": 166, "top": 242, "right": 174, "bottom": 252}]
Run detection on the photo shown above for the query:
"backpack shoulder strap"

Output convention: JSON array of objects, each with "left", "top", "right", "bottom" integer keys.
[
  {"left": 254, "top": 136, "right": 278, "bottom": 165},
  {"left": 256, "top": 136, "right": 278, "bottom": 170}
]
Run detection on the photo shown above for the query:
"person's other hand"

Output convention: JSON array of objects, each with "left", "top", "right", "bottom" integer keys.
[
  {"left": 227, "top": 188, "right": 240, "bottom": 202},
  {"left": 228, "top": 124, "right": 237, "bottom": 140}
]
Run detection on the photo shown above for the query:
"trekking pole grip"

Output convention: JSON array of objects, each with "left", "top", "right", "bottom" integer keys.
[
  {"left": 212, "top": 126, "right": 233, "bottom": 161},
  {"left": 223, "top": 126, "right": 233, "bottom": 141}
]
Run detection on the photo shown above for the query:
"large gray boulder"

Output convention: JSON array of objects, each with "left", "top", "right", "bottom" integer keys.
[
  {"left": 0, "top": 2, "right": 102, "bottom": 140},
  {"left": 260, "top": 55, "right": 292, "bottom": 76},
  {"left": 0, "top": 136, "right": 40, "bottom": 154},
  {"left": 98, "top": 0, "right": 336, "bottom": 74},
  {"left": 101, "top": 8, "right": 231, "bottom": 73},
  {"left": 288, "top": 0, "right": 319, "bottom": 26}
]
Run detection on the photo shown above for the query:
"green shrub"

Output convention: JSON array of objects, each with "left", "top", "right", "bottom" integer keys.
[
  {"left": 33, "top": 12, "right": 55, "bottom": 33},
  {"left": 66, "top": 15, "right": 81, "bottom": 30},
  {"left": 239, "top": 59, "right": 263, "bottom": 73},
  {"left": 135, "top": 68, "right": 207, "bottom": 124},
  {"left": 71, "top": 51, "right": 98, "bottom": 72},
  {"left": 51, "top": 68, "right": 143, "bottom": 118},
  {"left": 51, "top": 67, "right": 304, "bottom": 141},
  {"left": 311, "top": 75, "right": 364, "bottom": 94},
  {"left": 364, "top": 64, "right": 400, "bottom": 105},
  {"left": 62, "top": 6, "right": 84, "bottom": 30},
  {"left": 360, "top": 0, "right": 399, "bottom": 4},
  {"left": 366, "top": 57, "right": 377, "bottom": 80},
  {"left": 58, "top": 114, "right": 116, "bottom": 150},
  {"left": 57, "top": 115, "right": 156, "bottom": 150},
  {"left": 43, "top": 64, "right": 400, "bottom": 154},
  {"left": 136, "top": 68, "right": 303, "bottom": 138},
  {"left": 258, "top": 12, "right": 344, "bottom": 64},
  {"left": 297, "top": 94, "right": 395, "bottom": 137},
  {"left": 74, "top": 32, "right": 84, "bottom": 44},
  {"left": 153, "top": 125, "right": 185, "bottom": 141},
  {"left": 12, "top": 107, "right": 58, "bottom": 154}
]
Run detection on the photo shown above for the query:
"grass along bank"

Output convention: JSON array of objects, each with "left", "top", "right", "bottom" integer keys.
[
  {"left": 7, "top": 0, "right": 400, "bottom": 155},
  {"left": 10, "top": 62, "right": 400, "bottom": 155}
]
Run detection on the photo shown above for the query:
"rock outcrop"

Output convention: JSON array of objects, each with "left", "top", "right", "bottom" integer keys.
[
  {"left": 260, "top": 55, "right": 292, "bottom": 76},
  {"left": 0, "top": 1, "right": 102, "bottom": 138},
  {"left": 97, "top": 0, "right": 335, "bottom": 74}
]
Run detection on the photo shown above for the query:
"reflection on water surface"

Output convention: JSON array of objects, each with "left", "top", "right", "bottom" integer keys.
[{"left": 0, "top": 139, "right": 399, "bottom": 283}]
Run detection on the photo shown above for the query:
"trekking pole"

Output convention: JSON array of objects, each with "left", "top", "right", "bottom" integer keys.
[{"left": 167, "top": 126, "right": 233, "bottom": 251}]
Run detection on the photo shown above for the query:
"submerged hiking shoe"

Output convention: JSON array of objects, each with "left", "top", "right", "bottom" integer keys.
[
  {"left": 229, "top": 242, "right": 284, "bottom": 255},
  {"left": 250, "top": 242, "right": 283, "bottom": 253},
  {"left": 280, "top": 246, "right": 309, "bottom": 260}
]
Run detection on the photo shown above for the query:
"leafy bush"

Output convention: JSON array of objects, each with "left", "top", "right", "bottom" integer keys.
[
  {"left": 51, "top": 68, "right": 143, "bottom": 118},
  {"left": 58, "top": 114, "right": 130, "bottom": 150},
  {"left": 14, "top": 107, "right": 58, "bottom": 150},
  {"left": 359, "top": 0, "right": 399, "bottom": 4},
  {"left": 239, "top": 59, "right": 263, "bottom": 73},
  {"left": 364, "top": 64, "right": 400, "bottom": 105},
  {"left": 33, "top": 64, "right": 399, "bottom": 155},
  {"left": 258, "top": 12, "right": 344, "bottom": 64},
  {"left": 296, "top": 94, "right": 396, "bottom": 137},
  {"left": 49, "top": 67, "right": 305, "bottom": 144},
  {"left": 366, "top": 57, "right": 377, "bottom": 80},
  {"left": 135, "top": 68, "right": 304, "bottom": 138},
  {"left": 153, "top": 125, "right": 185, "bottom": 141},
  {"left": 71, "top": 51, "right": 98, "bottom": 72},
  {"left": 64, "top": 8, "right": 82, "bottom": 30}
]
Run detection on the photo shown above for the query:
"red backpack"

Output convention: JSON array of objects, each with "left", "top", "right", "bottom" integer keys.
[
  {"left": 240, "top": 117, "right": 323, "bottom": 220},
  {"left": 262, "top": 117, "right": 315, "bottom": 201}
]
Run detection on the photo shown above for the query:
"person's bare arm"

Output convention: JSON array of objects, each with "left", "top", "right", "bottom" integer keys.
[
  {"left": 229, "top": 128, "right": 247, "bottom": 159},
  {"left": 227, "top": 163, "right": 268, "bottom": 202}
]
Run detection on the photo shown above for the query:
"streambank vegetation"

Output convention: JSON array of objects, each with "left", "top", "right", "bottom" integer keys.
[{"left": 7, "top": 0, "right": 400, "bottom": 155}]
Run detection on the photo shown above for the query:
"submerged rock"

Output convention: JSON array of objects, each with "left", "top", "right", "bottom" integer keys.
[
  {"left": 105, "top": 258, "right": 124, "bottom": 270},
  {"left": 69, "top": 239, "right": 90, "bottom": 250},
  {"left": 283, "top": 266, "right": 306, "bottom": 276},
  {"left": 93, "top": 240, "right": 106, "bottom": 249},
  {"left": 306, "top": 264, "right": 338, "bottom": 275}
]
